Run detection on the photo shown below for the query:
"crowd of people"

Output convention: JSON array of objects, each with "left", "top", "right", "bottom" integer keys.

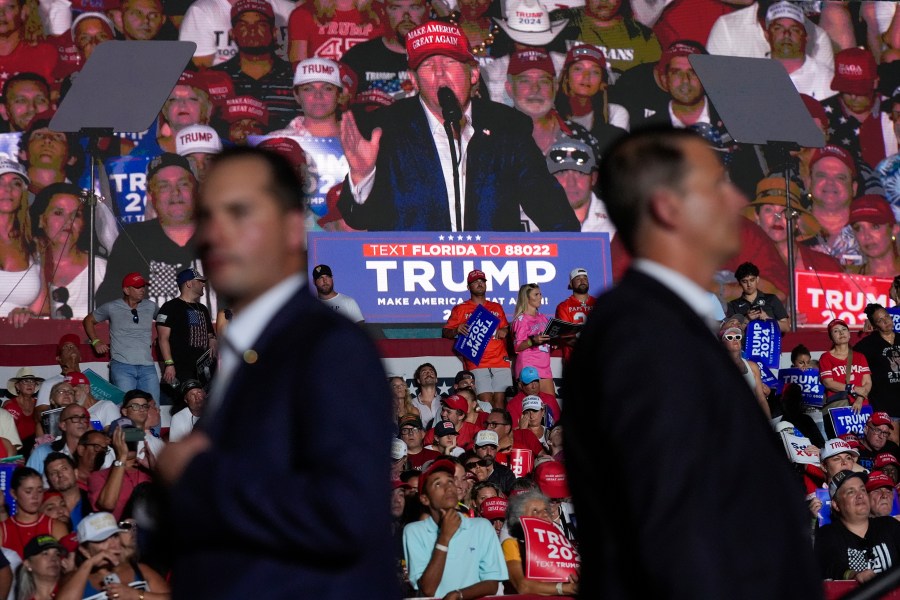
[{"left": 1, "top": 0, "right": 900, "bottom": 596}]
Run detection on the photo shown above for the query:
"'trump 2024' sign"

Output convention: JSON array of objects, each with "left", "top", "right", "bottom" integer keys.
[{"left": 307, "top": 232, "right": 612, "bottom": 323}]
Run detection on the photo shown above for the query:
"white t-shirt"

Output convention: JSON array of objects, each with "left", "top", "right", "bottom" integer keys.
[
  {"left": 178, "top": 0, "right": 294, "bottom": 64},
  {"left": 87, "top": 399, "right": 121, "bottom": 429},
  {"left": 320, "top": 293, "right": 364, "bottom": 323},
  {"left": 168, "top": 408, "right": 199, "bottom": 442},
  {"left": 787, "top": 58, "right": 836, "bottom": 101}
]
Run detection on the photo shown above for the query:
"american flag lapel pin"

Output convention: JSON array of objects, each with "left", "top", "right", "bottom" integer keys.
[{"left": 482, "top": 129, "right": 490, "bottom": 136}]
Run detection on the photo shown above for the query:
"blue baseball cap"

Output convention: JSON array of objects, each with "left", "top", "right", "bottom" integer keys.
[
  {"left": 177, "top": 268, "right": 206, "bottom": 287},
  {"left": 519, "top": 366, "right": 540, "bottom": 384}
]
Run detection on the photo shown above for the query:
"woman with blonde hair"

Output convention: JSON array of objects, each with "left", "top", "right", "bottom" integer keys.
[
  {"left": 0, "top": 160, "right": 45, "bottom": 323},
  {"left": 511, "top": 283, "right": 554, "bottom": 395},
  {"left": 389, "top": 375, "right": 419, "bottom": 425}
]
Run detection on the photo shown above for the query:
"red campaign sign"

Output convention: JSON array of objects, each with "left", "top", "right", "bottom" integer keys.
[
  {"left": 794, "top": 271, "right": 896, "bottom": 328},
  {"left": 501, "top": 449, "right": 533, "bottom": 477},
  {"left": 521, "top": 517, "right": 580, "bottom": 582}
]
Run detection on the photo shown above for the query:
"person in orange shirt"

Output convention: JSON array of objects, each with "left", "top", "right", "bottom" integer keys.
[{"left": 443, "top": 269, "right": 512, "bottom": 409}]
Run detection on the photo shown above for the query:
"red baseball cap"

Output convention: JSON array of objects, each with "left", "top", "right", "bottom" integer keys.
[
  {"left": 480, "top": 496, "right": 508, "bottom": 520},
  {"left": 57, "top": 333, "right": 81, "bottom": 353},
  {"left": 810, "top": 145, "right": 857, "bottom": 179},
  {"left": 507, "top": 48, "right": 555, "bottom": 77},
  {"left": 876, "top": 453, "right": 900, "bottom": 469},
  {"left": 443, "top": 394, "right": 468, "bottom": 413},
  {"left": 222, "top": 96, "right": 270, "bottom": 125},
  {"left": 866, "top": 471, "right": 895, "bottom": 493},
  {"left": 406, "top": 21, "right": 475, "bottom": 71},
  {"left": 800, "top": 94, "right": 828, "bottom": 124},
  {"left": 533, "top": 459, "right": 570, "bottom": 498},
  {"left": 832, "top": 47, "right": 877, "bottom": 95},
  {"left": 655, "top": 40, "right": 707, "bottom": 76},
  {"left": 230, "top": 0, "right": 274, "bottom": 22},
  {"left": 563, "top": 44, "right": 606, "bottom": 73},
  {"left": 257, "top": 137, "right": 306, "bottom": 169},
  {"left": 467, "top": 269, "right": 486, "bottom": 284},
  {"left": 871, "top": 411, "right": 895, "bottom": 429},
  {"left": 418, "top": 458, "right": 457, "bottom": 495},
  {"left": 849, "top": 194, "right": 895, "bottom": 226},
  {"left": 317, "top": 183, "right": 344, "bottom": 228},
  {"left": 122, "top": 272, "right": 147, "bottom": 288},
  {"left": 64, "top": 372, "right": 90, "bottom": 387}
]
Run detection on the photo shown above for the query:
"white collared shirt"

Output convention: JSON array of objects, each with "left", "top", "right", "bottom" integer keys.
[
  {"left": 351, "top": 98, "right": 476, "bottom": 231},
  {"left": 632, "top": 259, "right": 720, "bottom": 328},
  {"left": 668, "top": 97, "right": 711, "bottom": 129},
  {"left": 207, "top": 273, "right": 305, "bottom": 416}
]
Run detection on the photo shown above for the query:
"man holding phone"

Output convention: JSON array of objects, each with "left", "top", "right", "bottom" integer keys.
[
  {"left": 88, "top": 417, "right": 153, "bottom": 520},
  {"left": 725, "top": 261, "right": 790, "bottom": 334},
  {"left": 118, "top": 389, "right": 164, "bottom": 460}
]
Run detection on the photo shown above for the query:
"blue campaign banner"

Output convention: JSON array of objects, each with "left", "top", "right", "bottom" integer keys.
[
  {"left": 104, "top": 155, "right": 151, "bottom": 224},
  {"left": 743, "top": 319, "right": 781, "bottom": 369},
  {"left": 307, "top": 231, "right": 613, "bottom": 324},
  {"left": 889, "top": 307, "right": 900, "bottom": 332},
  {"left": 0, "top": 132, "right": 20, "bottom": 160},
  {"left": 828, "top": 405, "right": 874, "bottom": 437},
  {"left": 778, "top": 368, "right": 825, "bottom": 407},
  {"left": 753, "top": 360, "right": 779, "bottom": 392},
  {"left": 453, "top": 304, "right": 500, "bottom": 366},
  {"left": 815, "top": 488, "right": 832, "bottom": 526}
]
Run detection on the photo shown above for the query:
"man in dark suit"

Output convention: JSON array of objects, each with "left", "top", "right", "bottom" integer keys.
[
  {"left": 563, "top": 127, "right": 822, "bottom": 597},
  {"left": 157, "top": 147, "right": 398, "bottom": 599},
  {"left": 337, "top": 20, "right": 579, "bottom": 232}
]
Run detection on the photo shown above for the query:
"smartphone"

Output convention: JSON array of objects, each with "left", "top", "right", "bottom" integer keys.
[{"left": 123, "top": 428, "right": 146, "bottom": 443}]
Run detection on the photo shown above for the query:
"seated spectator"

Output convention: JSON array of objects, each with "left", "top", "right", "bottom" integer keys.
[
  {"left": 88, "top": 420, "right": 153, "bottom": 520},
  {"left": 820, "top": 319, "right": 872, "bottom": 431},
  {"left": 96, "top": 153, "right": 200, "bottom": 306},
  {"left": 287, "top": 0, "right": 382, "bottom": 64},
  {"left": 175, "top": 124, "right": 222, "bottom": 184},
  {"left": 847, "top": 195, "right": 900, "bottom": 277},
  {"left": 507, "top": 367, "right": 561, "bottom": 427},
  {"left": 0, "top": 467, "right": 67, "bottom": 559},
  {"left": 39, "top": 489, "right": 69, "bottom": 526},
  {"left": 0, "top": 0, "right": 59, "bottom": 85},
  {"left": 390, "top": 376, "right": 419, "bottom": 425},
  {"left": 0, "top": 72, "right": 52, "bottom": 133},
  {"left": 29, "top": 182, "right": 107, "bottom": 321},
  {"left": 857, "top": 412, "right": 898, "bottom": 471},
  {"left": 725, "top": 262, "right": 789, "bottom": 334},
  {"left": 546, "top": 135, "right": 614, "bottom": 234},
  {"left": 73, "top": 430, "right": 111, "bottom": 490},
  {"left": 634, "top": 41, "right": 715, "bottom": 130},
  {"left": 471, "top": 481, "right": 502, "bottom": 518},
  {"left": 403, "top": 458, "right": 508, "bottom": 598},
  {"left": 501, "top": 488, "right": 579, "bottom": 596},
  {"left": 804, "top": 145, "right": 864, "bottom": 266},
  {"left": 220, "top": 95, "right": 270, "bottom": 144},
  {"left": 14, "top": 534, "right": 66, "bottom": 600},
  {"left": 28, "top": 404, "right": 89, "bottom": 473},
  {"left": 66, "top": 372, "right": 119, "bottom": 430},
  {"left": 532, "top": 458, "right": 576, "bottom": 544},
  {"left": 855, "top": 303, "right": 900, "bottom": 431},
  {"left": 875, "top": 453, "right": 900, "bottom": 485},
  {"left": 575, "top": 0, "right": 661, "bottom": 75},
  {"left": 340, "top": 0, "right": 426, "bottom": 105},
  {"left": 719, "top": 324, "right": 770, "bottom": 418},
  {"left": 429, "top": 419, "right": 465, "bottom": 458},
  {"left": 554, "top": 45, "right": 628, "bottom": 153},
  {"left": 36, "top": 335, "right": 84, "bottom": 413},
  {"left": 484, "top": 408, "right": 546, "bottom": 458},
  {"left": 35, "top": 380, "right": 77, "bottom": 438},
  {"left": 707, "top": 0, "right": 833, "bottom": 65},
  {"left": 70, "top": 12, "right": 115, "bottom": 63},
  {"left": 4, "top": 367, "right": 42, "bottom": 455},
  {"left": 479, "top": 496, "right": 508, "bottom": 537},
  {"left": 117, "top": 390, "right": 164, "bottom": 460},
  {"left": 18, "top": 113, "right": 89, "bottom": 212},
  {"left": 0, "top": 157, "right": 44, "bottom": 321},
  {"left": 44, "top": 452, "right": 91, "bottom": 529},
  {"left": 391, "top": 438, "right": 409, "bottom": 479},
  {"left": 472, "top": 430, "right": 516, "bottom": 495},
  {"left": 821, "top": 438, "right": 862, "bottom": 481},
  {"left": 763, "top": 1, "right": 834, "bottom": 100},
  {"left": 742, "top": 175, "right": 841, "bottom": 291},
  {"left": 457, "top": 388, "right": 487, "bottom": 431},
  {"left": 815, "top": 470, "right": 900, "bottom": 582},
  {"left": 56, "top": 511, "right": 169, "bottom": 598},
  {"left": 209, "top": 0, "right": 296, "bottom": 130},
  {"left": 179, "top": 0, "right": 293, "bottom": 68},
  {"left": 779, "top": 383, "right": 826, "bottom": 449},
  {"left": 423, "top": 395, "right": 478, "bottom": 450},
  {"left": 866, "top": 471, "right": 897, "bottom": 518},
  {"left": 110, "top": 0, "right": 178, "bottom": 41},
  {"left": 518, "top": 396, "right": 550, "bottom": 452},
  {"left": 398, "top": 414, "right": 440, "bottom": 469},
  {"left": 167, "top": 380, "right": 204, "bottom": 443},
  {"left": 546, "top": 423, "right": 563, "bottom": 462}
]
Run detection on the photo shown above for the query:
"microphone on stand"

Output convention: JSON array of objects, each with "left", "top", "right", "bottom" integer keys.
[{"left": 438, "top": 86, "right": 463, "bottom": 231}]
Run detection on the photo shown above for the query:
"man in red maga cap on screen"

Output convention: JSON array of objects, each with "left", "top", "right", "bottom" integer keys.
[{"left": 337, "top": 20, "right": 578, "bottom": 232}]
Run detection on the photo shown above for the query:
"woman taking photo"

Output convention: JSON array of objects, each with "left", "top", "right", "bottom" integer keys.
[
  {"left": 512, "top": 283, "right": 554, "bottom": 395},
  {"left": 30, "top": 183, "right": 106, "bottom": 320}
]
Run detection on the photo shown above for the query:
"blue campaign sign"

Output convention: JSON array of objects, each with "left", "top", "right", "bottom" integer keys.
[
  {"left": 889, "top": 307, "right": 900, "bottom": 332},
  {"left": 743, "top": 319, "right": 781, "bottom": 369},
  {"left": 104, "top": 155, "right": 151, "bottom": 224},
  {"left": 828, "top": 405, "right": 874, "bottom": 437},
  {"left": 307, "top": 231, "right": 613, "bottom": 324},
  {"left": 453, "top": 305, "right": 500, "bottom": 366},
  {"left": 815, "top": 488, "right": 832, "bottom": 526},
  {"left": 778, "top": 368, "right": 825, "bottom": 407}
]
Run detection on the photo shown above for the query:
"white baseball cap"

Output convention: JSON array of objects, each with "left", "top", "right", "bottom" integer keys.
[
  {"left": 175, "top": 124, "right": 223, "bottom": 156},
  {"left": 474, "top": 430, "right": 499, "bottom": 447},
  {"left": 77, "top": 512, "right": 126, "bottom": 543},
  {"left": 0, "top": 158, "right": 29, "bottom": 184},
  {"left": 293, "top": 58, "right": 342, "bottom": 87},
  {"left": 820, "top": 438, "right": 859, "bottom": 461}
]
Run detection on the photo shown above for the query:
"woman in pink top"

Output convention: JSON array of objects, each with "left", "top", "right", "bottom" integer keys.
[{"left": 512, "top": 283, "right": 554, "bottom": 395}]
